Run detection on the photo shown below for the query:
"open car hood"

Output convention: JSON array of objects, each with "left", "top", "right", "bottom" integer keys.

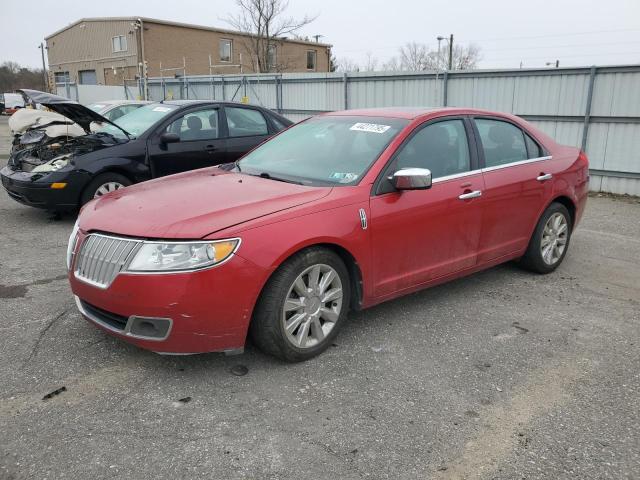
[{"left": 17, "top": 89, "right": 130, "bottom": 137}]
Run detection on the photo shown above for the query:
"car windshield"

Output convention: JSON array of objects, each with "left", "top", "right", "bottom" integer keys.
[
  {"left": 95, "top": 103, "right": 178, "bottom": 139},
  {"left": 238, "top": 115, "right": 408, "bottom": 186},
  {"left": 87, "top": 103, "right": 108, "bottom": 113}
]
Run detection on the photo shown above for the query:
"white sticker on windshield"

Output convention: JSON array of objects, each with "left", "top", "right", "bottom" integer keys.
[
  {"left": 350, "top": 122, "right": 391, "bottom": 134},
  {"left": 153, "top": 106, "right": 172, "bottom": 112},
  {"left": 93, "top": 104, "right": 106, "bottom": 109},
  {"left": 330, "top": 172, "right": 359, "bottom": 183}
]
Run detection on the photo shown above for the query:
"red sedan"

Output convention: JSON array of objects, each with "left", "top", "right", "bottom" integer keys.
[{"left": 67, "top": 108, "right": 589, "bottom": 361}]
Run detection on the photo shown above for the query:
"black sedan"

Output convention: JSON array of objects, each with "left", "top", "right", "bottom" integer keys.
[{"left": 1, "top": 89, "right": 292, "bottom": 211}]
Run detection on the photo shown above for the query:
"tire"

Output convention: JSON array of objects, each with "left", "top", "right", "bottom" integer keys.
[
  {"left": 81, "top": 172, "right": 132, "bottom": 206},
  {"left": 518, "top": 202, "right": 572, "bottom": 274},
  {"left": 250, "top": 247, "right": 351, "bottom": 362}
]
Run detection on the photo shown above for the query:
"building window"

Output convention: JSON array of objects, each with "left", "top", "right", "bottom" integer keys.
[
  {"left": 112, "top": 35, "right": 127, "bottom": 53},
  {"left": 220, "top": 39, "right": 232, "bottom": 62},
  {"left": 54, "top": 71, "right": 70, "bottom": 84},
  {"left": 306, "top": 50, "right": 316, "bottom": 70},
  {"left": 267, "top": 44, "right": 277, "bottom": 70},
  {"left": 78, "top": 70, "right": 97, "bottom": 85}
]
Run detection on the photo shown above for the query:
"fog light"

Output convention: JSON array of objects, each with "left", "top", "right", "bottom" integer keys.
[
  {"left": 127, "top": 316, "right": 172, "bottom": 340},
  {"left": 50, "top": 182, "right": 67, "bottom": 189}
]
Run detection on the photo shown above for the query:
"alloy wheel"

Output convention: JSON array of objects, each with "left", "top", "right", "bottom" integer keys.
[
  {"left": 541, "top": 212, "right": 568, "bottom": 265},
  {"left": 94, "top": 182, "right": 125, "bottom": 198},
  {"left": 281, "top": 264, "right": 343, "bottom": 349}
]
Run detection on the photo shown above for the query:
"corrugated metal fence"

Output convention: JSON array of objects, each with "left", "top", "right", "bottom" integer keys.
[{"left": 146, "top": 64, "right": 638, "bottom": 196}]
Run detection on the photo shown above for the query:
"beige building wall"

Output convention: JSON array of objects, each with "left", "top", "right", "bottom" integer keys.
[
  {"left": 46, "top": 19, "right": 140, "bottom": 86},
  {"left": 45, "top": 17, "right": 331, "bottom": 89},
  {"left": 142, "top": 21, "right": 330, "bottom": 77}
]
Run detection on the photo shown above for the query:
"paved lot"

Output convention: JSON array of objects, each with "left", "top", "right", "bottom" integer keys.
[{"left": 0, "top": 114, "right": 639, "bottom": 479}]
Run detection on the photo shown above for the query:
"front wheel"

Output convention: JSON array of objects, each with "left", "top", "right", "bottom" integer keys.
[
  {"left": 81, "top": 172, "right": 132, "bottom": 206},
  {"left": 518, "top": 202, "right": 572, "bottom": 274},
  {"left": 250, "top": 248, "right": 351, "bottom": 362}
]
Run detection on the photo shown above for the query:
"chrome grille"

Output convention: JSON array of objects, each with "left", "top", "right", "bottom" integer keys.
[{"left": 74, "top": 234, "right": 141, "bottom": 288}]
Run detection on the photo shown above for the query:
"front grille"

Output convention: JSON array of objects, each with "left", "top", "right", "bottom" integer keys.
[
  {"left": 74, "top": 234, "right": 141, "bottom": 288},
  {"left": 79, "top": 299, "right": 128, "bottom": 331}
]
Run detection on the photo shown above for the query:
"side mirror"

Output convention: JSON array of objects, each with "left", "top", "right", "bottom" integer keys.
[
  {"left": 160, "top": 132, "right": 180, "bottom": 144},
  {"left": 391, "top": 168, "right": 432, "bottom": 190}
]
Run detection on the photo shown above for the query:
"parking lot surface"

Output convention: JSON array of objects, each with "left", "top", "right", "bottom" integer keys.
[{"left": 0, "top": 114, "right": 639, "bottom": 479}]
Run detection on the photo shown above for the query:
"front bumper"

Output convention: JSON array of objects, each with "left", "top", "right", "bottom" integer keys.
[
  {"left": 1, "top": 166, "right": 87, "bottom": 210},
  {"left": 69, "top": 241, "right": 267, "bottom": 354}
]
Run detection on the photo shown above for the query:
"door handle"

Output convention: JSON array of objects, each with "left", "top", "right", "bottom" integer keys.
[
  {"left": 458, "top": 190, "right": 482, "bottom": 200},
  {"left": 204, "top": 145, "right": 217, "bottom": 152},
  {"left": 537, "top": 173, "right": 553, "bottom": 181}
]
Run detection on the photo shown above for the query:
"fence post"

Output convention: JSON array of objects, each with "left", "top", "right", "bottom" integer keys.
[
  {"left": 443, "top": 71, "right": 449, "bottom": 107},
  {"left": 343, "top": 72, "right": 349, "bottom": 110},
  {"left": 275, "top": 75, "right": 281, "bottom": 113},
  {"left": 581, "top": 66, "right": 597, "bottom": 152},
  {"left": 221, "top": 76, "right": 226, "bottom": 100}
]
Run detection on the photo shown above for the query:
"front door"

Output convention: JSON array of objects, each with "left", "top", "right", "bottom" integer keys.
[
  {"left": 370, "top": 118, "right": 485, "bottom": 298},
  {"left": 147, "top": 107, "right": 227, "bottom": 178}
]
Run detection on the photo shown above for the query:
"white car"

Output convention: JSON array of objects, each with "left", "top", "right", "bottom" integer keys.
[{"left": 87, "top": 100, "right": 150, "bottom": 122}]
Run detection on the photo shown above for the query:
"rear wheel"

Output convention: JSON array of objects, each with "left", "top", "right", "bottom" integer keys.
[
  {"left": 250, "top": 247, "right": 351, "bottom": 362},
  {"left": 81, "top": 172, "right": 132, "bottom": 206},
  {"left": 519, "top": 202, "right": 572, "bottom": 274}
]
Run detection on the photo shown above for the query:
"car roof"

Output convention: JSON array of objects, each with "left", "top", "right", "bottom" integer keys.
[
  {"left": 324, "top": 107, "right": 514, "bottom": 120},
  {"left": 89, "top": 100, "right": 150, "bottom": 106}
]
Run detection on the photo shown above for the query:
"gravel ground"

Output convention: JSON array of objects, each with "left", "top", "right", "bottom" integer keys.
[{"left": 0, "top": 115, "right": 638, "bottom": 479}]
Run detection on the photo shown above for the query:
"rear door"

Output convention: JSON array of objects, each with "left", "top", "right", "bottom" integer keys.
[
  {"left": 473, "top": 117, "right": 553, "bottom": 262},
  {"left": 147, "top": 106, "right": 227, "bottom": 177},
  {"left": 369, "top": 117, "right": 485, "bottom": 297},
  {"left": 222, "top": 105, "right": 272, "bottom": 163}
]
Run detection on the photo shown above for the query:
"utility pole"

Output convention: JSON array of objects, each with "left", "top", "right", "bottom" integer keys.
[
  {"left": 312, "top": 34, "right": 324, "bottom": 43},
  {"left": 38, "top": 42, "right": 48, "bottom": 91},
  {"left": 448, "top": 34, "right": 454, "bottom": 71}
]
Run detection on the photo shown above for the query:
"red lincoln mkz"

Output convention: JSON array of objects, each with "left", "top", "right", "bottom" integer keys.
[{"left": 67, "top": 108, "right": 589, "bottom": 361}]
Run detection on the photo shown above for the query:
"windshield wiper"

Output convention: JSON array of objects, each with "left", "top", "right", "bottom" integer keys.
[{"left": 257, "top": 172, "right": 303, "bottom": 185}]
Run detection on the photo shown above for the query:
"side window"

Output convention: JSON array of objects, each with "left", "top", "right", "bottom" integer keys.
[
  {"left": 225, "top": 107, "right": 268, "bottom": 137},
  {"left": 166, "top": 108, "right": 220, "bottom": 141},
  {"left": 475, "top": 119, "right": 528, "bottom": 168},
  {"left": 394, "top": 119, "right": 471, "bottom": 178},
  {"left": 524, "top": 133, "right": 543, "bottom": 159}
]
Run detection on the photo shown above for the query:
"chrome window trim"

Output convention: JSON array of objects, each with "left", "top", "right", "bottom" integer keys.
[
  {"left": 75, "top": 296, "right": 173, "bottom": 342},
  {"left": 481, "top": 155, "right": 552, "bottom": 173},
  {"left": 432, "top": 169, "right": 482, "bottom": 184},
  {"left": 416, "top": 155, "right": 552, "bottom": 185}
]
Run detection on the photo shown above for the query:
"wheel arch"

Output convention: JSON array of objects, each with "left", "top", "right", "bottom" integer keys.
[
  {"left": 256, "top": 241, "right": 365, "bottom": 314},
  {"left": 78, "top": 168, "right": 136, "bottom": 205},
  {"left": 548, "top": 195, "right": 576, "bottom": 228}
]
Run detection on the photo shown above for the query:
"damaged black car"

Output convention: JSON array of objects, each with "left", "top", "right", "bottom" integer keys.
[{"left": 1, "top": 89, "right": 292, "bottom": 211}]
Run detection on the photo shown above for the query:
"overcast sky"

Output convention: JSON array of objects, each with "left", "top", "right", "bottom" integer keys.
[{"left": 4, "top": 0, "right": 640, "bottom": 70}]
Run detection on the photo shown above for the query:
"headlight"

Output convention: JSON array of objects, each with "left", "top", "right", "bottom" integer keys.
[
  {"left": 126, "top": 238, "right": 240, "bottom": 272},
  {"left": 66, "top": 219, "right": 80, "bottom": 270},
  {"left": 32, "top": 154, "right": 71, "bottom": 173}
]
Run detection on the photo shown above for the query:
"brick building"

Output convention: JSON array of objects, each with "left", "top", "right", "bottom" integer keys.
[{"left": 45, "top": 17, "right": 332, "bottom": 86}]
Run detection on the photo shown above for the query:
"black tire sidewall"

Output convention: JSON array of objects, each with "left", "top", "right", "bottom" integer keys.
[{"left": 526, "top": 202, "right": 572, "bottom": 273}]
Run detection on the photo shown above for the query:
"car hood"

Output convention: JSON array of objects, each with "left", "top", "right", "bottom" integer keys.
[
  {"left": 17, "top": 89, "right": 129, "bottom": 136},
  {"left": 79, "top": 168, "right": 333, "bottom": 239}
]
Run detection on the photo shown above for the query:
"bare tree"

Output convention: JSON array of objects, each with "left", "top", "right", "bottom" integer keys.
[
  {"left": 399, "top": 42, "right": 431, "bottom": 71},
  {"left": 362, "top": 51, "right": 379, "bottom": 72},
  {"left": 224, "top": 0, "right": 317, "bottom": 73},
  {"left": 336, "top": 57, "right": 360, "bottom": 73},
  {"left": 384, "top": 42, "right": 482, "bottom": 72}
]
